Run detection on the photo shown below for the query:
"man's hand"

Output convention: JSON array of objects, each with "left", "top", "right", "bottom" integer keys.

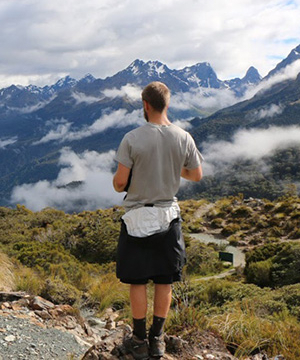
[
  {"left": 181, "top": 165, "right": 202, "bottom": 182},
  {"left": 113, "top": 163, "right": 131, "bottom": 192}
]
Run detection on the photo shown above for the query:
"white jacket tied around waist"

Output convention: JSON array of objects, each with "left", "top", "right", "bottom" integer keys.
[{"left": 122, "top": 204, "right": 180, "bottom": 237}]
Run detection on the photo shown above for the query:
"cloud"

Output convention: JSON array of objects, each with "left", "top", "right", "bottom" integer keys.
[
  {"left": 34, "top": 108, "right": 144, "bottom": 144},
  {"left": 10, "top": 148, "right": 124, "bottom": 212},
  {"left": 72, "top": 92, "right": 104, "bottom": 105},
  {"left": 102, "top": 84, "right": 142, "bottom": 101},
  {"left": 6, "top": 96, "right": 56, "bottom": 114},
  {"left": 201, "top": 125, "right": 300, "bottom": 176},
  {"left": 0, "top": 137, "right": 17, "bottom": 149},
  {"left": 172, "top": 120, "right": 192, "bottom": 130},
  {"left": 33, "top": 121, "right": 73, "bottom": 144},
  {"left": 247, "top": 103, "right": 285, "bottom": 121},
  {"left": 0, "top": 1, "right": 300, "bottom": 87},
  {"left": 171, "top": 87, "right": 239, "bottom": 112}
]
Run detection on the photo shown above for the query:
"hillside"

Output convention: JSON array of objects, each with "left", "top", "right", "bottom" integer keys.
[{"left": 0, "top": 195, "right": 300, "bottom": 358}]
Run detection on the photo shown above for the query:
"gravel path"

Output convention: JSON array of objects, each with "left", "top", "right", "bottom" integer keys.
[{"left": 0, "top": 312, "right": 89, "bottom": 360}]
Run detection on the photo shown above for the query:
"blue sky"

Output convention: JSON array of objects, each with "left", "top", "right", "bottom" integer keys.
[{"left": 0, "top": 0, "right": 300, "bottom": 87}]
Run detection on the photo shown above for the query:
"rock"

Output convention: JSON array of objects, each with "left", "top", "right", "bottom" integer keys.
[
  {"left": 34, "top": 310, "right": 52, "bottom": 320},
  {"left": 1, "top": 302, "right": 11, "bottom": 309},
  {"left": 30, "top": 296, "right": 55, "bottom": 311},
  {"left": 0, "top": 291, "right": 28, "bottom": 302},
  {"left": 87, "top": 317, "right": 107, "bottom": 328},
  {"left": 105, "top": 319, "right": 116, "bottom": 330},
  {"left": 5, "top": 334, "right": 16, "bottom": 342},
  {"left": 165, "top": 334, "right": 187, "bottom": 353}
]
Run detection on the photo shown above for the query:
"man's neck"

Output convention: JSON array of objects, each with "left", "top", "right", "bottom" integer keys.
[{"left": 147, "top": 111, "right": 171, "bottom": 126}]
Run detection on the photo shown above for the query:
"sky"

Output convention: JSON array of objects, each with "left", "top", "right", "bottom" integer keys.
[{"left": 1, "top": 0, "right": 300, "bottom": 88}]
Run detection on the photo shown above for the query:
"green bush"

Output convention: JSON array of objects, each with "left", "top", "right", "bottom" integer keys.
[
  {"left": 186, "top": 241, "right": 223, "bottom": 276},
  {"left": 245, "top": 260, "right": 272, "bottom": 287},
  {"left": 41, "top": 278, "right": 81, "bottom": 305}
]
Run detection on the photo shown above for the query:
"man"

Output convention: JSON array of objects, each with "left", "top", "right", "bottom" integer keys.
[{"left": 113, "top": 81, "right": 203, "bottom": 359}]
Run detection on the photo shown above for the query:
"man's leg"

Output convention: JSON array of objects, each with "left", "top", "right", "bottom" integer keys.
[
  {"left": 123, "top": 284, "right": 149, "bottom": 359},
  {"left": 130, "top": 284, "right": 147, "bottom": 340},
  {"left": 153, "top": 284, "right": 172, "bottom": 318},
  {"left": 130, "top": 284, "right": 148, "bottom": 319},
  {"left": 149, "top": 284, "right": 172, "bottom": 357}
]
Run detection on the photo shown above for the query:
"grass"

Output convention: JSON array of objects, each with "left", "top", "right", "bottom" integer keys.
[{"left": 0, "top": 251, "right": 15, "bottom": 291}]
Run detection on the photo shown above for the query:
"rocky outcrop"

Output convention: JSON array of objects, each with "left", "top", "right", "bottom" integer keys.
[{"left": 0, "top": 292, "right": 285, "bottom": 360}]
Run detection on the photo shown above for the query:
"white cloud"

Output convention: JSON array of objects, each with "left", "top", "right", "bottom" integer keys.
[
  {"left": 72, "top": 92, "right": 104, "bottom": 105},
  {"left": 6, "top": 96, "right": 56, "bottom": 114},
  {"left": 0, "top": 1, "right": 300, "bottom": 87},
  {"left": 0, "top": 137, "right": 17, "bottom": 149},
  {"left": 10, "top": 148, "right": 123, "bottom": 212},
  {"left": 103, "top": 84, "right": 142, "bottom": 101},
  {"left": 34, "top": 108, "right": 144, "bottom": 144},
  {"left": 172, "top": 120, "right": 192, "bottom": 130},
  {"left": 33, "top": 121, "right": 73, "bottom": 144},
  {"left": 171, "top": 87, "right": 238, "bottom": 112},
  {"left": 201, "top": 126, "right": 300, "bottom": 176},
  {"left": 247, "top": 103, "right": 284, "bottom": 121}
]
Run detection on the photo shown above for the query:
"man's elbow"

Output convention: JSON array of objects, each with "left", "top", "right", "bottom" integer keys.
[
  {"left": 113, "top": 178, "right": 126, "bottom": 192},
  {"left": 194, "top": 172, "right": 202, "bottom": 182},
  {"left": 191, "top": 166, "right": 203, "bottom": 182}
]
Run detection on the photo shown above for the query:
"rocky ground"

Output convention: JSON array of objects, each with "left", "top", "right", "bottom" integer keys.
[{"left": 0, "top": 291, "right": 285, "bottom": 360}]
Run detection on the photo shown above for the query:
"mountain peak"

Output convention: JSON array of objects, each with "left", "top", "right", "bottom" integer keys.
[
  {"left": 266, "top": 43, "right": 300, "bottom": 79},
  {"left": 243, "top": 66, "right": 261, "bottom": 84},
  {"left": 54, "top": 75, "right": 77, "bottom": 89},
  {"left": 79, "top": 73, "right": 96, "bottom": 83}
]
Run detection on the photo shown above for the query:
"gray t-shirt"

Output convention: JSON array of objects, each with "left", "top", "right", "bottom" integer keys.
[{"left": 115, "top": 122, "right": 203, "bottom": 210}]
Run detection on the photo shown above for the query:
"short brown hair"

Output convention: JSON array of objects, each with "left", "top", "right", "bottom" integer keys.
[{"left": 141, "top": 82, "right": 170, "bottom": 112}]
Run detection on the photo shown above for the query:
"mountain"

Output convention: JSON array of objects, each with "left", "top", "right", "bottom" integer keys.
[
  {"left": 224, "top": 66, "right": 262, "bottom": 96},
  {"left": 266, "top": 44, "right": 300, "bottom": 79},
  {"left": 0, "top": 44, "right": 300, "bottom": 208},
  {"left": 191, "top": 71, "right": 300, "bottom": 144}
]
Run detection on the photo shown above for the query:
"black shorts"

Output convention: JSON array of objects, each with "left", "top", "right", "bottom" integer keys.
[
  {"left": 120, "top": 271, "right": 182, "bottom": 285},
  {"left": 116, "top": 218, "right": 186, "bottom": 283}
]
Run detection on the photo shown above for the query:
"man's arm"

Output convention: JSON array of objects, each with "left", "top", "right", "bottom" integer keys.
[
  {"left": 181, "top": 165, "right": 203, "bottom": 182},
  {"left": 113, "top": 163, "right": 131, "bottom": 192}
]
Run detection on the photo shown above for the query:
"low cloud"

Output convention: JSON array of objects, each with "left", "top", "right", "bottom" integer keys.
[
  {"left": 201, "top": 125, "right": 300, "bottom": 176},
  {"left": 7, "top": 96, "right": 56, "bottom": 114},
  {"left": 33, "top": 121, "right": 73, "bottom": 145},
  {"left": 0, "top": 137, "right": 17, "bottom": 149},
  {"left": 172, "top": 120, "right": 192, "bottom": 130},
  {"left": 72, "top": 92, "right": 104, "bottom": 105},
  {"left": 102, "top": 84, "right": 142, "bottom": 101},
  {"left": 10, "top": 148, "right": 123, "bottom": 212},
  {"left": 34, "top": 108, "right": 144, "bottom": 144},
  {"left": 171, "top": 87, "right": 239, "bottom": 113},
  {"left": 247, "top": 103, "right": 284, "bottom": 121}
]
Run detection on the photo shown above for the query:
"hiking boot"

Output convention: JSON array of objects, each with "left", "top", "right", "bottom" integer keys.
[
  {"left": 149, "top": 332, "right": 166, "bottom": 358},
  {"left": 123, "top": 334, "right": 149, "bottom": 360}
]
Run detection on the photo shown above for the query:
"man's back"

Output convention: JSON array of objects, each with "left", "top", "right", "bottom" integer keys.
[{"left": 115, "top": 122, "right": 201, "bottom": 209}]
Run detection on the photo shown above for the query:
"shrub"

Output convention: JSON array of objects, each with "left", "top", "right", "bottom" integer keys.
[
  {"left": 245, "top": 260, "right": 272, "bottom": 287},
  {"left": 41, "top": 278, "right": 81, "bottom": 305},
  {"left": 14, "top": 266, "right": 44, "bottom": 295},
  {"left": 221, "top": 223, "right": 241, "bottom": 236},
  {"left": 186, "top": 241, "right": 223, "bottom": 276}
]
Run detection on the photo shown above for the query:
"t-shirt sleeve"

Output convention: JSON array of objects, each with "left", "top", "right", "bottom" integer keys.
[
  {"left": 115, "top": 134, "right": 133, "bottom": 169},
  {"left": 184, "top": 133, "right": 204, "bottom": 169}
]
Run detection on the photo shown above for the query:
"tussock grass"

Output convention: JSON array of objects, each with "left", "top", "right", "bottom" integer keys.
[
  {"left": 207, "top": 302, "right": 300, "bottom": 359},
  {"left": 0, "top": 251, "right": 15, "bottom": 291},
  {"left": 14, "top": 265, "right": 44, "bottom": 295},
  {"left": 88, "top": 272, "right": 129, "bottom": 314}
]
